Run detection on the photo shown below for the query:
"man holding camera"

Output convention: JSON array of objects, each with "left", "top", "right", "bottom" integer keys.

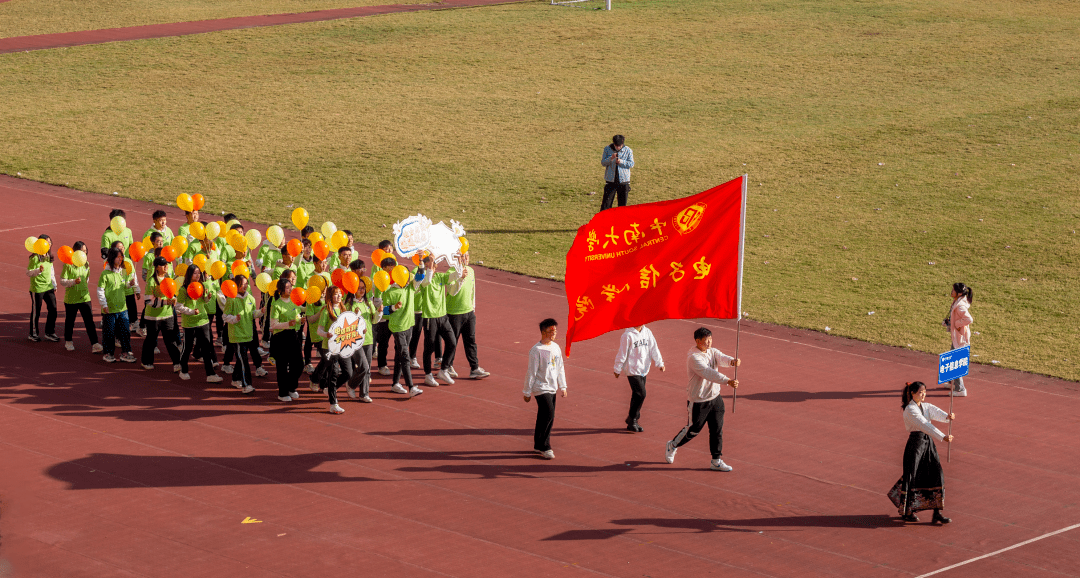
[{"left": 601, "top": 134, "right": 635, "bottom": 211}]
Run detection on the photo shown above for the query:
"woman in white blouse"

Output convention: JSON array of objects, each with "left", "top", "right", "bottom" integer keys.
[{"left": 887, "top": 381, "right": 955, "bottom": 524}]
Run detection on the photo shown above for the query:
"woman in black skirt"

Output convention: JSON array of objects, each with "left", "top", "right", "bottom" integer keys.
[{"left": 888, "top": 381, "right": 955, "bottom": 524}]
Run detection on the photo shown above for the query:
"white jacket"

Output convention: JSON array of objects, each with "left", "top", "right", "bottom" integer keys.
[
  {"left": 685, "top": 347, "right": 733, "bottom": 403},
  {"left": 524, "top": 341, "right": 567, "bottom": 396},
  {"left": 949, "top": 298, "right": 973, "bottom": 349},
  {"left": 613, "top": 326, "right": 664, "bottom": 376},
  {"left": 904, "top": 401, "right": 948, "bottom": 441}
]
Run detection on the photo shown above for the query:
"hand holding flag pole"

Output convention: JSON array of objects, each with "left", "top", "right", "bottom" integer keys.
[{"left": 732, "top": 318, "right": 741, "bottom": 413}]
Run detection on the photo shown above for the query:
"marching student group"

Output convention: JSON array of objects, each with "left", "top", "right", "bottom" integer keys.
[{"left": 24, "top": 201, "right": 976, "bottom": 526}]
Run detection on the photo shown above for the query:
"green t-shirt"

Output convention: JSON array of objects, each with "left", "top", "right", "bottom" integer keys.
[
  {"left": 27, "top": 255, "right": 54, "bottom": 294},
  {"left": 100, "top": 227, "right": 134, "bottom": 255},
  {"left": 270, "top": 297, "right": 304, "bottom": 335},
  {"left": 97, "top": 268, "right": 128, "bottom": 313},
  {"left": 382, "top": 284, "right": 417, "bottom": 334},
  {"left": 446, "top": 266, "right": 476, "bottom": 315},
  {"left": 176, "top": 290, "right": 211, "bottom": 329},
  {"left": 316, "top": 304, "right": 347, "bottom": 349},
  {"left": 144, "top": 276, "right": 175, "bottom": 320},
  {"left": 143, "top": 225, "right": 174, "bottom": 245},
  {"left": 258, "top": 243, "right": 282, "bottom": 272},
  {"left": 270, "top": 262, "right": 295, "bottom": 281},
  {"left": 177, "top": 223, "right": 201, "bottom": 262},
  {"left": 200, "top": 278, "right": 219, "bottom": 315},
  {"left": 306, "top": 301, "right": 324, "bottom": 340},
  {"left": 225, "top": 292, "right": 258, "bottom": 343},
  {"left": 350, "top": 298, "right": 380, "bottom": 346},
  {"left": 62, "top": 263, "right": 90, "bottom": 304},
  {"left": 294, "top": 257, "right": 315, "bottom": 288},
  {"left": 417, "top": 270, "right": 450, "bottom": 319}
]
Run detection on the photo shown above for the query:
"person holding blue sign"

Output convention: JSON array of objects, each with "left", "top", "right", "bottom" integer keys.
[
  {"left": 943, "top": 283, "right": 974, "bottom": 397},
  {"left": 887, "top": 381, "right": 955, "bottom": 524}
]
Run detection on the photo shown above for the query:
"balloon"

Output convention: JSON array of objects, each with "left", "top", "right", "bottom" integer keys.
[
  {"left": 371, "top": 249, "right": 387, "bottom": 268},
  {"left": 228, "top": 234, "right": 247, "bottom": 253},
  {"left": 191, "top": 193, "right": 205, "bottom": 211},
  {"left": 305, "top": 285, "right": 322, "bottom": 304},
  {"left": 209, "top": 260, "right": 226, "bottom": 280},
  {"left": 231, "top": 260, "right": 249, "bottom": 278},
  {"left": 142, "top": 237, "right": 154, "bottom": 252},
  {"left": 342, "top": 271, "right": 360, "bottom": 294},
  {"left": 459, "top": 236, "right": 469, "bottom": 254},
  {"left": 187, "top": 281, "right": 204, "bottom": 300},
  {"left": 267, "top": 279, "right": 278, "bottom": 296},
  {"left": 286, "top": 239, "right": 302, "bottom": 258},
  {"left": 33, "top": 238, "right": 50, "bottom": 256},
  {"left": 321, "top": 221, "right": 337, "bottom": 239},
  {"left": 291, "top": 207, "right": 309, "bottom": 230},
  {"left": 221, "top": 280, "right": 238, "bottom": 299},
  {"left": 290, "top": 287, "right": 307, "bottom": 307},
  {"left": 109, "top": 216, "right": 126, "bottom": 236},
  {"left": 161, "top": 246, "right": 178, "bottom": 263},
  {"left": 204, "top": 221, "right": 221, "bottom": 241},
  {"left": 159, "top": 278, "right": 177, "bottom": 299},
  {"left": 24, "top": 237, "right": 37, "bottom": 252},
  {"left": 124, "top": 260, "right": 134, "bottom": 275},
  {"left": 192, "top": 254, "right": 208, "bottom": 271},
  {"left": 410, "top": 250, "right": 429, "bottom": 267},
  {"left": 313, "top": 241, "right": 330, "bottom": 261},
  {"left": 330, "top": 230, "right": 349, "bottom": 251},
  {"left": 266, "top": 225, "right": 285, "bottom": 247},
  {"left": 360, "top": 275, "right": 372, "bottom": 295},
  {"left": 373, "top": 270, "right": 391, "bottom": 292},
  {"left": 175, "top": 263, "right": 188, "bottom": 279},
  {"left": 307, "top": 274, "right": 327, "bottom": 292},
  {"left": 171, "top": 236, "right": 188, "bottom": 255},
  {"left": 177, "top": 193, "right": 194, "bottom": 212},
  {"left": 190, "top": 222, "right": 206, "bottom": 240},
  {"left": 255, "top": 272, "right": 272, "bottom": 293},
  {"left": 391, "top": 265, "right": 410, "bottom": 287},
  {"left": 215, "top": 220, "right": 227, "bottom": 236},
  {"left": 245, "top": 229, "right": 262, "bottom": 250},
  {"left": 226, "top": 219, "right": 241, "bottom": 231},
  {"left": 331, "top": 268, "right": 344, "bottom": 290},
  {"left": 307, "top": 232, "right": 324, "bottom": 244},
  {"left": 128, "top": 242, "right": 145, "bottom": 262},
  {"left": 71, "top": 250, "right": 87, "bottom": 267},
  {"left": 58, "top": 245, "right": 74, "bottom": 265}
]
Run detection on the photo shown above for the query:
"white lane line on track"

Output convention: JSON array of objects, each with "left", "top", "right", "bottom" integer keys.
[
  {"left": 0, "top": 218, "right": 86, "bottom": 233},
  {"left": 914, "top": 523, "right": 1080, "bottom": 577}
]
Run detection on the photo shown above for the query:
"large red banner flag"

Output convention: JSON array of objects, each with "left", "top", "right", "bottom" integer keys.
[{"left": 564, "top": 175, "right": 747, "bottom": 356}]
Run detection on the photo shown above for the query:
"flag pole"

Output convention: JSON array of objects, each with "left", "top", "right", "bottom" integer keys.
[
  {"left": 947, "top": 385, "right": 954, "bottom": 463},
  {"left": 732, "top": 318, "right": 741, "bottom": 412},
  {"left": 732, "top": 174, "right": 748, "bottom": 414}
]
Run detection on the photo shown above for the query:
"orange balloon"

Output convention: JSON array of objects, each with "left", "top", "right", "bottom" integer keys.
[
  {"left": 187, "top": 281, "right": 204, "bottom": 300},
  {"left": 342, "top": 271, "right": 360, "bottom": 294},
  {"left": 221, "top": 280, "right": 238, "bottom": 298},
  {"left": 371, "top": 249, "right": 387, "bottom": 268},
  {"left": 57, "top": 245, "right": 74, "bottom": 265},
  {"left": 161, "top": 246, "right": 179, "bottom": 263},
  {"left": 331, "top": 268, "right": 344, "bottom": 290},
  {"left": 129, "top": 243, "right": 146, "bottom": 262},
  {"left": 231, "top": 260, "right": 249, "bottom": 277},
  {"left": 286, "top": 238, "right": 303, "bottom": 258},
  {"left": 290, "top": 287, "right": 307, "bottom": 307},
  {"left": 191, "top": 193, "right": 205, "bottom": 211},
  {"left": 159, "top": 278, "right": 177, "bottom": 299},
  {"left": 314, "top": 241, "right": 331, "bottom": 261}
]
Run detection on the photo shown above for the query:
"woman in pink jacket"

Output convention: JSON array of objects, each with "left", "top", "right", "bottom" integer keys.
[{"left": 943, "top": 283, "right": 973, "bottom": 396}]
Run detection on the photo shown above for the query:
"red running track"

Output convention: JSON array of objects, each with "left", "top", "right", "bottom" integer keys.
[
  {"left": 1, "top": 174, "right": 1079, "bottom": 577},
  {"left": 0, "top": 0, "right": 528, "bottom": 54}
]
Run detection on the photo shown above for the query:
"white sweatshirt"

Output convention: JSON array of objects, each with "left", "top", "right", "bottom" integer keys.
[
  {"left": 903, "top": 401, "right": 948, "bottom": 441},
  {"left": 613, "top": 326, "right": 664, "bottom": 376},
  {"left": 685, "top": 346, "right": 734, "bottom": 403},
  {"left": 524, "top": 341, "right": 567, "bottom": 396}
]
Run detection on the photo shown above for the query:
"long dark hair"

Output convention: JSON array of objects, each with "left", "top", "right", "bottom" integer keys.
[
  {"left": 105, "top": 247, "right": 125, "bottom": 271},
  {"left": 953, "top": 282, "right": 973, "bottom": 304},
  {"left": 182, "top": 261, "right": 203, "bottom": 291},
  {"left": 33, "top": 234, "right": 54, "bottom": 263},
  {"left": 274, "top": 270, "right": 296, "bottom": 301},
  {"left": 901, "top": 381, "right": 925, "bottom": 408}
]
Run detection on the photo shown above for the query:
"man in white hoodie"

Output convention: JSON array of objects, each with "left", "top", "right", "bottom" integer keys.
[
  {"left": 664, "top": 327, "right": 741, "bottom": 471},
  {"left": 613, "top": 325, "right": 665, "bottom": 432}
]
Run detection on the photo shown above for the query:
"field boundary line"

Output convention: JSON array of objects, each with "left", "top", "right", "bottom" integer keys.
[{"left": 914, "top": 523, "right": 1080, "bottom": 577}]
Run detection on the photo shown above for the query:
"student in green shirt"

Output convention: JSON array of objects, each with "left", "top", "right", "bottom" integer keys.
[
  {"left": 294, "top": 238, "right": 316, "bottom": 289},
  {"left": 175, "top": 264, "right": 222, "bottom": 383},
  {"left": 222, "top": 274, "right": 265, "bottom": 393},
  {"left": 194, "top": 237, "right": 222, "bottom": 344},
  {"left": 59, "top": 241, "right": 101, "bottom": 353},
  {"left": 260, "top": 248, "right": 295, "bottom": 348},
  {"left": 106, "top": 239, "right": 142, "bottom": 335},
  {"left": 345, "top": 264, "right": 382, "bottom": 404},
  {"left": 141, "top": 257, "right": 181, "bottom": 371},
  {"left": 97, "top": 247, "right": 137, "bottom": 363},
  {"left": 381, "top": 256, "right": 422, "bottom": 398},
  {"left": 176, "top": 211, "right": 202, "bottom": 264},
  {"left": 314, "top": 285, "right": 354, "bottom": 413},
  {"left": 303, "top": 255, "right": 330, "bottom": 375},
  {"left": 416, "top": 254, "right": 457, "bottom": 387},
  {"left": 372, "top": 240, "right": 396, "bottom": 375},
  {"left": 268, "top": 270, "right": 304, "bottom": 402},
  {"left": 27, "top": 234, "right": 58, "bottom": 342},
  {"left": 446, "top": 252, "right": 489, "bottom": 379},
  {"left": 143, "top": 209, "right": 174, "bottom": 246},
  {"left": 100, "top": 209, "right": 134, "bottom": 261}
]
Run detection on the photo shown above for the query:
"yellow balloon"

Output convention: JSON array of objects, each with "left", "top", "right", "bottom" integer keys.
[
  {"left": 215, "top": 220, "right": 227, "bottom": 235},
  {"left": 142, "top": 236, "right": 153, "bottom": 250},
  {"left": 190, "top": 222, "right": 206, "bottom": 240},
  {"left": 209, "top": 260, "right": 227, "bottom": 280},
  {"left": 267, "top": 279, "right": 278, "bottom": 296},
  {"left": 175, "top": 263, "right": 189, "bottom": 279},
  {"left": 192, "top": 254, "right": 208, "bottom": 271},
  {"left": 33, "top": 238, "right": 51, "bottom": 255},
  {"left": 24, "top": 236, "right": 37, "bottom": 252},
  {"left": 110, "top": 216, "right": 126, "bottom": 236},
  {"left": 204, "top": 221, "right": 221, "bottom": 241},
  {"left": 226, "top": 219, "right": 241, "bottom": 231},
  {"left": 291, "top": 208, "right": 309, "bottom": 231},
  {"left": 321, "top": 221, "right": 337, "bottom": 239},
  {"left": 360, "top": 275, "right": 372, "bottom": 295},
  {"left": 307, "top": 274, "right": 327, "bottom": 292},
  {"left": 305, "top": 285, "right": 322, "bottom": 304},
  {"left": 373, "top": 270, "right": 391, "bottom": 293},
  {"left": 245, "top": 229, "right": 262, "bottom": 250},
  {"left": 171, "top": 236, "right": 189, "bottom": 255},
  {"left": 266, "top": 225, "right": 285, "bottom": 247},
  {"left": 459, "top": 236, "right": 469, "bottom": 254},
  {"left": 123, "top": 261, "right": 134, "bottom": 275},
  {"left": 229, "top": 234, "right": 248, "bottom": 253},
  {"left": 71, "top": 250, "right": 87, "bottom": 267},
  {"left": 176, "top": 193, "right": 194, "bottom": 212},
  {"left": 391, "top": 265, "right": 410, "bottom": 287},
  {"left": 307, "top": 232, "right": 323, "bottom": 244},
  {"left": 330, "top": 230, "right": 349, "bottom": 251},
  {"left": 255, "top": 272, "right": 272, "bottom": 293}
]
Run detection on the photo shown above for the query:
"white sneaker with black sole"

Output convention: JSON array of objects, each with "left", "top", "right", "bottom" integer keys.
[
  {"left": 710, "top": 458, "right": 733, "bottom": 472},
  {"left": 665, "top": 441, "right": 678, "bottom": 464}
]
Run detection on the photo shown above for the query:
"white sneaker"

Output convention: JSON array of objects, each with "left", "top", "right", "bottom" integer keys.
[
  {"left": 139, "top": 327, "right": 147, "bottom": 337},
  {"left": 359, "top": 395, "right": 373, "bottom": 403},
  {"left": 92, "top": 343, "right": 103, "bottom": 353},
  {"left": 953, "top": 388, "right": 968, "bottom": 397},
  {"left": 408, "top": 386, "right": 423, "bottom": 398},
  {"left": 540, "top": 450, "right": 555, "bottom": 460},
  {"left": 142, "top": 363, "right": 154, "bottom": 370},
  {"left": 129, "top": 322, "right": 138, "bottom": 332},
  {"left": 710, "top": 458, "right": 733, "bottom": 472},
  {"left": 64, "top": 341, "right": 75, "bottom": 351},
  {"left": 173, "top": 364, "right": 181, "bottom": 373},
  {"left": 433, "top": 358, "right": 442, "bottom": 371},
  {"left": 448, "top": 366, "right": 458, "bottom": 378},
  {"left": 255, "top": 367, "right": 268, "bottom": 377},
  {"left": 154, "top": 347, "right": 160, "bottom": 354},
  {"left": 120, "top": 352, "right": 137, "bottom": 363},
  {"left": 206, "top": 375, "right": 223, "bottom": 383},
  {"left": 289, "top": 391, "right": 299, "bottom": 399},
  {"left": 278, "top": 395, "right": 292, "bottom": 402},
  {"left": 309, "top": 381, "right": 321, "bottom": 393},
  {"left": 304, "top": 364, "right": 315, "bottom": 374},
  {"left": 410, "top": 359, "right": 420, "bottom": 369},
  {"left": 257, "top": 347, "right": 268, "bottom": 357},
  {"left": 378, "top": 366, "right": 392, "bottom": 376},
  {"left": 329, "top": 404, "right": 345, "bottom": 414},
  {"left": 424, "top": 373, "right": 439, "bottom": 387},
  {"left": 470, "top": 367, "right": 491, "bottom": 379},
  {"left": 241, "top": 385, "right": 255, "bottom": 394},
  {"left": 391, "top": 383, "right": 408, "bottom": 394},
  {"left": 437, "top": 369, "right": 455, "bottom": 385},
  {"left": 103, "top": 354, "right": 116, "bottom": 363},
  {"left": 179, "top": 372, "right": 190, "bottom": 380},
  {"left": 221, "top": 364, "right": 233, "bottom": 373},
  {"left": 665, "top": 441, "right": 678, "bottom": 464},
  {"left": 231, "top": 380, "right": 243, "bottom": 389},
  {"left": 346, "top": 385, "right": 357, "bottom": 399},
  {"left": 260, "top": 340, "right": 270, "bottom": 349}
]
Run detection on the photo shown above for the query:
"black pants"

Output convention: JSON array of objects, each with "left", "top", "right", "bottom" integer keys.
[
  {"left": 210, "top": 310, "right": 222, "bottom": 344},
  {"left": 304, "top": 326, "right": 316, "bottom": 365},
  {"left": 261, "top": 295, "right": 274, "bottom": 343},
  {"left": 533, "top": 393, "right": 556, "bottom": 452},
  {"left": 347, "top": 344, "right": 373, "bottom": 396},
  {"left": 392, "top": 328, "right": 415, "bottom": 388},
  {"left": 447, "top": 311, "right": 479, "bottom": 372},
  {"left": 671, "top": 396, "right": 725, "bottom": 459},
  {"left": 601, "top": 181, "right": 630, "bottom": 211},
  {"left": 29, "top": 289, "right": 57, "bottom": 337},
  {"left": 63, "top": 301, "right": 99, "bottom": 344},
  {"left": 374, "top": 320, "right": 391, "bottom": 368},
  {"left": 323, "top": 354, "right": 353, "bottom": 406},
  {"left": 142, "top": 317, "right": 181, "bottom": 366},
  {"left": 408, "top": 313, "right": 422, "bottom": 359},
  {"left": 626, "top": 375, "right": 647, "bottom": 424},
  {"left": 125, "top": 294, "right": 139, "bottom": 330},
  {"left": 271, "top": 329, "right": 304, "bottom": 397},
  {"left": 232, "top": 341, "right": 259, "bottom": 386},
  {"left": 422, "top": 316, "right": 456, "bottom": 374},
  {"left": 221, "top": 322, "right": 234, "bottom": 364},
  {"left": 180, "top": 324, "right": 217, "bottom": 376}
]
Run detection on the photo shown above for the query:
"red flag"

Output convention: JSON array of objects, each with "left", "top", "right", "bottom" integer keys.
[{"left": 564, "top": 175, "right": 747, "bottom": 356}]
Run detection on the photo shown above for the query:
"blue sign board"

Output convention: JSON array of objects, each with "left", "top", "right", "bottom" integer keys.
[{"left": 938, "top": 345, "right": 970, "bottom": 384}]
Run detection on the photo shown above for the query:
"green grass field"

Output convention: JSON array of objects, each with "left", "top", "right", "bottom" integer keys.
[{"left": 2, "top": 0, "right": 1078, "bottom": 380}]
